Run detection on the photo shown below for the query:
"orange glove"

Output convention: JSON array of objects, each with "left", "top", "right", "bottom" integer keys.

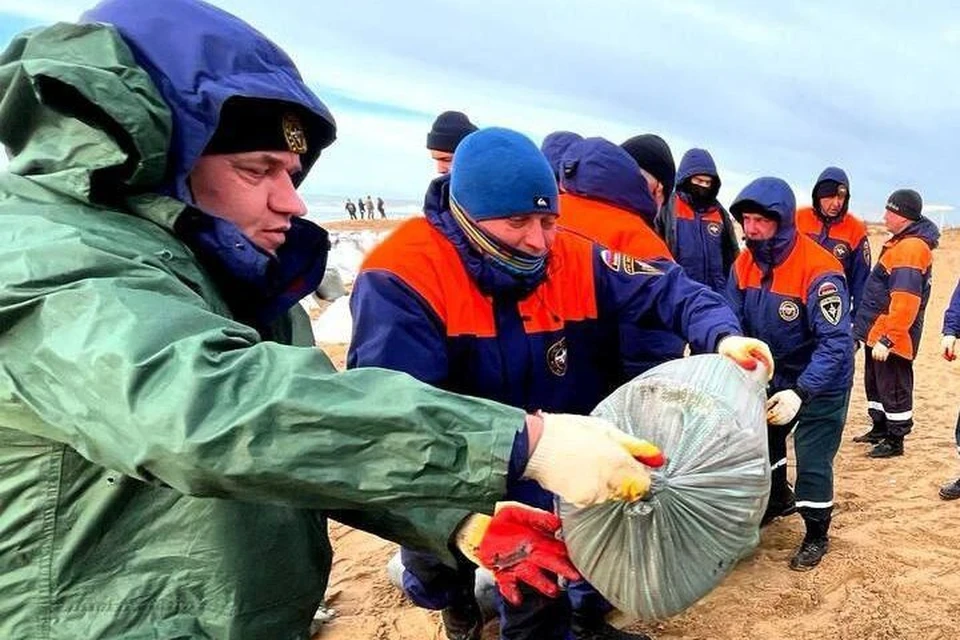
[
  {"left": 717, "top": 336, "right": 775, "bottom": 380},
  {"left": 454, "top": 502, "right": 581, "bottom": 606}
]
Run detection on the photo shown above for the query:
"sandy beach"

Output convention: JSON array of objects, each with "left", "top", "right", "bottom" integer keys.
[{"left": 310, "top": 220, "right": 960, "bottom": 640}]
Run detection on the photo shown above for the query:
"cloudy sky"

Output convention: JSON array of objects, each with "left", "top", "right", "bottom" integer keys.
[{"left": 0, "top": 1, "right": 957, "bottom": 220}]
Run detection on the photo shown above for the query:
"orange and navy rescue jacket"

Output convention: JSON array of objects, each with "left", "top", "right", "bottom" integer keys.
[
  {"left": 655, "top": 150, "right": 740, "bottom": 293},
  {"left": 555, "top": 138, "right": 685, "bottom": 377},
  {"left": 349, "top": 174, "right": 741, "bottom": 419},
  {"left": 726, "top": 178, "right": 854, "bottom": 397},
  {"left": 853, "top": 217, "right": 939, "bottom": 360}
]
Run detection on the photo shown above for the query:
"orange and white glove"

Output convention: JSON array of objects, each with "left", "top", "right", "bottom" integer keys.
[
  {"left": 717, "top": 336, "right": 775, "bottom": 381},
  {"left": 942, "top": 335, "right": 957, "bottom": 362},
  {"left": 766, "top": 389, "right": 802, "bottom": 426},
  {"left": 872, "top": 341, "right": 890, "bottom": 362},
  {"left": 454, "top": 502, "right": 580, "bottom": 606},
  {"left": 522, "top": 413, "right": 665, "bottom": 508}
]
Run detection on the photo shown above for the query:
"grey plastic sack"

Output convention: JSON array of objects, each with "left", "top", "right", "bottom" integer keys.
[{"left": 558, "top": 354, "right": 770, "bottom": 620}]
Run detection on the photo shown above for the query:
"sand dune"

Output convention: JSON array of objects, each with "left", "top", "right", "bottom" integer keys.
[{"left": 313, "top": 224, "right": 960, "bottom": 640}]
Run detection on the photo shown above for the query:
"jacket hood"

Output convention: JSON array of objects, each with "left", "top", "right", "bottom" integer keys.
[
  {"left": 894, "top": 216, "right": 940, "bottom": 249},
  {"left": 812, "top": 166, "right": 850, "bottom": 220},
  {"left": 82, "top": 0, "right": 336, "bottom": 203},
  {"left": 677, "top": 148, "right": 721, "bottom": 199},
  {"left": 558, "top": 137, "right": 658, "bottom": 225},
  {"left": 731, "top": 177, "right": 797, "bottom": 269},
  {"left": 540, "top": 131, "right": 582, "bottom": 180},
  {"left": 0, "top": 22, "right": 171, "bottom": 207}
]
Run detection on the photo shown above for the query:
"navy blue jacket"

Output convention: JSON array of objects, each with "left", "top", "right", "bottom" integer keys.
[
  {"left": 657, "top": 149, "right": 739, "bottom": 292},
  {"left": 945, "top": 279, "right": 960, "bottom": 337},
  {"left": 726, "top": 178, "right": 854, "bottom": 398}
]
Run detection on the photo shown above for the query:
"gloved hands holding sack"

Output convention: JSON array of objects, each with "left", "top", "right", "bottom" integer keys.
[
  {"left": 454, "top": 502, "right": 580, "bottom": 606},
  {"left": 522, "top": 413, "right": 665, "bottom": 508}
]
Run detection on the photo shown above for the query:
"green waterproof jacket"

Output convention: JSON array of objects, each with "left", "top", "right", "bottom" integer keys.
[{"left": 0, "top": 23, "right": 522, "bottom": 639}]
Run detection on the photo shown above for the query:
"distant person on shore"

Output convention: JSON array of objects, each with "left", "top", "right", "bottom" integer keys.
[
  {"left": 345, "top": 198, "right": 358, "bottom": 220},
  {"left": 426, "top": 110, "right": 478, "bottom": 175},
  {"left": 853, "top": 189, "right": 939, "bottom": 458},
  {"left": 377, "top": 196, "right": 387, "bottom": 218},
  {"left": 937, "top": 278, "right": 960, "bottom": 499},
  {"left": 365, "top": 195, "right": 375, "bottom": 218},
  {"left": 357, "top": 195, "right": 366, "bottom": 219},
  {"left": 796, "top": 168, "right": 870, "bottom": 319}
]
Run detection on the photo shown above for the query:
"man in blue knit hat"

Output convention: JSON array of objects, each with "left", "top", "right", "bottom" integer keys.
[{"left": 350, "top": 127, "right": 774, "bottom": 640}]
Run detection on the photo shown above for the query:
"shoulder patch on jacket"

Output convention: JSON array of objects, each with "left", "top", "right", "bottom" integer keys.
[
  {"left": 820, "top": 294, "right": 843, "bottom": 325},
  {"left": 862, "top": 240, "right": 871, "bottom": 265},
  {"left": 818, "top": 281, "right": 839, "bottom": 298},
  {"left": 602, "top": 249, "right": 662, "bottom": 276},
  {"left": 546, "top": 337, "right": 567, "bottom": 376}
]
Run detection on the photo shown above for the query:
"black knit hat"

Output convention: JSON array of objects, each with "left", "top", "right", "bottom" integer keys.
[
  {"left": 426, "top": 111, "right": 478, "bottom": 152},
  {"left": 204, "top": 97, "right": 318, "bottom": 156},
  {"left": 621, "top": 134, "right": 676, "bottom": 196},
  {"left": 886, "top": 189, "right": 923, "bottom": 221}
]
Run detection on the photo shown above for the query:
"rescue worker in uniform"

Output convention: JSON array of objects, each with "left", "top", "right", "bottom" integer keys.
[
  {"left": 937, "top": 278, "right": 960, "bottom": 499},
  {"left": 726, "top": 177, "right": 854, "bottom": 571},
  {"left": 349, "top": 127, "right": 773, "bottom": 640},
  {"left": 655, "top": 148, "right": 739, "bottom": 293},
  {"left": 795, "top": 167, "right": 871, "bottom": 319},
  {"left": 853, "top": 189, "right": 939, "bottom": 458}
]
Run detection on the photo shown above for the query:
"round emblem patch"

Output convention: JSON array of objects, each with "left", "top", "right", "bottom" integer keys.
[
  {"left": 778, "top": 300, "right": 800, "bottom": 322},
  {"left": 833, "top": 243, "right": 849, "bottom": 259},
  {"left": 547, "top": 338, "right": 568, "bottom": 377},
  {"left": 707, "top": 222, "right": 722, "bottom": 237}
]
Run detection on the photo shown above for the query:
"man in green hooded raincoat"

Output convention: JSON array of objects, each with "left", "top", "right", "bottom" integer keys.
[{"left": 0, "top": 0, "right": 687, "bottom": 637}]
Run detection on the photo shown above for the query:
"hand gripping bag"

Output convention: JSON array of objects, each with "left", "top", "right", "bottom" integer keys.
[{"left": 558, "top": 354, "right": 770, "bottom": 620}]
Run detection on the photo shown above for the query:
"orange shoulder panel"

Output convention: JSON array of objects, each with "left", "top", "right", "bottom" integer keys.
[
  {"left": 360, "top": 218, "right": 496, "bottom": 338},
  {"left": 559, "top": 193, "right": 672, "bottom": 260},
  {"left": 839, "top": 212, "right": 868, "bottom": 244},
  {"left": 769, "top": 235, "right": 843, "bottom": 302},
  {"left": 794, "top": 207, "right": 820, "bottom": 235},
  {"left": 879, "top": 237, "right": 933, "bottom": 273},
  {"left": 732, "top": 251, "right": 761, "bottom": 289}
]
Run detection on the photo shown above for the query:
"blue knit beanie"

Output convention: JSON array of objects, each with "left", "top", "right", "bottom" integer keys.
[{"left": 450, "top": 127, "right": 559, "bottom": 221}]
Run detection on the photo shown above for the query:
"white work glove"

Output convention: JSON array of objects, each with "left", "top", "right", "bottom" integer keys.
[
  {"left": 717, "top": 336, "right": 775, "bottom": 381},
  {"left": 871, "top": 342, "right": 890, "bottom": 362},
  {"left": 766, "top": 389, "right": 802, "bottom": 426},
  {"left": 522, "top": 413, "right": 665, "bottom": 508},
  {"left": 943, "top": 335, "right": 957, "bottom": 362}
]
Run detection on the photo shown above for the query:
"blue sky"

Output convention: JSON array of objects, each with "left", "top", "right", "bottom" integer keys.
[{"left": 0, "top": 1, "right": 958, "bottom": 221}]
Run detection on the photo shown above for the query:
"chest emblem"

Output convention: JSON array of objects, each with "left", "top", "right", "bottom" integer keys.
[
  {"left": 833, "top": 243, "right": 849, "bottom": 259},
  {"left": 707, "top": 221, "right": 722, "bottom": 237},
  {"left": 778, "top": 300, "right": 800, "bottom": 322},
  {"left": 547, "top": 337, "right": 568, "bottom": 377}
]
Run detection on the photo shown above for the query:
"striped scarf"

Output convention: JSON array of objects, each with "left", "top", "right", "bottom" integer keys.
[{"left": 448, "top": 196, "right": 547, "bottom": 278}]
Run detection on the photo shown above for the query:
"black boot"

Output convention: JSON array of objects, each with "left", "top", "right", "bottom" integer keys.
[
  {"left": 761, "top": 482, "right": 797, "bottom": 527},
  {"left": 440, "top": 597, "right": 482, "bottom": 640},
  {"left": 867, "top": 437, "right": 904, "bottom": 458},
  {"left": 789, "top": 517, "right": 830, "bottom": 571},
  {"left": 571, "top": 611, "right": 652, "bottom": 640},
  {"left": 939, "top": 478, "right": 960, "bottom": 500},
  {"left": 853, "top": 426, "right": 887, "bottom": 444}
]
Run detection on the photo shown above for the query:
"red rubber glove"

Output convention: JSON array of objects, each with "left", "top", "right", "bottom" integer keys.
[{"left": 454, "top": 502, "right": 581, "bottom": 606}]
